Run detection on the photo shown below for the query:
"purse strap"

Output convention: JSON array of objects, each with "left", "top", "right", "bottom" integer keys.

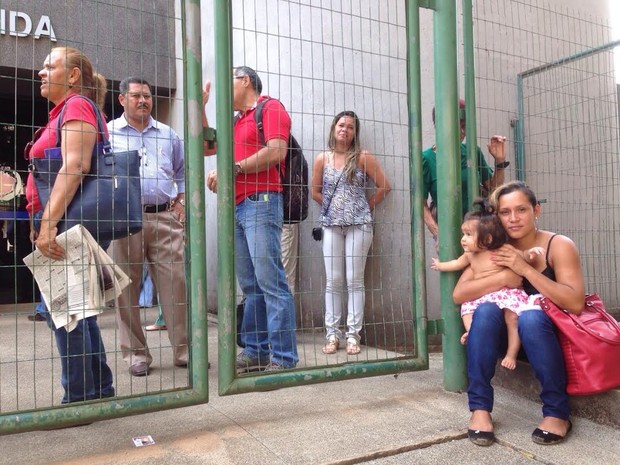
[
  {"left": 321, "top": 157, "right": 345, "bottom": 218},
  {"left": 53, "top": 95, "right": 111, "bottom": 153},
  {"left": 540, "top": 293, "right": 620, "bottom": 345}
]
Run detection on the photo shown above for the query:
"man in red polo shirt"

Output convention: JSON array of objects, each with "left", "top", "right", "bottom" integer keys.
[{"left": 206, "top": 66, "right": 298, "bottom": 372}]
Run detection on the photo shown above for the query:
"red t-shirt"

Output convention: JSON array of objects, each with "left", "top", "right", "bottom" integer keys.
[
  {"left": 234, "top": 96, "right": 291, "bottom": 204},
  {"left": 25, "top": 95, "right": 107, "bottom": 215}
]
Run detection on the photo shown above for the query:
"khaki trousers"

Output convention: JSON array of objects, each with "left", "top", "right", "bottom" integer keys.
[
  {"left": 108, "top": 210, "right": 188, "bottom": 367},
  {"left": 281, "top": 223, "right": 299, "bottom": 294}
]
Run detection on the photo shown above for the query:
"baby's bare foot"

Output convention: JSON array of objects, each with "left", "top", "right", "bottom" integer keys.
[{"left": 501, "top": 356, "right": 516, "bottom": 370}]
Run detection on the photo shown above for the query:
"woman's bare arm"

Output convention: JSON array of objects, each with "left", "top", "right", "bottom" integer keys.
[
  {"left": 453, "top": 266, "right": 522, "bottom": 304},
  {"left": 359, "top": 150, "right": 391, "bottom": 209},
  {"left": 311, "top": 152, "right": 325, "bottom": 205},
  {"left": 36, "top": 119, "right": 97, "bottom": 259},
  {"left": 492, "top": 238, "right": 585, "bottom": 314}
]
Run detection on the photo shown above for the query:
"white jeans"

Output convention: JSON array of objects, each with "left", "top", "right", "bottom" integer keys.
[{"left": 322, "top": 223, "right": 373, "bottom": 342}]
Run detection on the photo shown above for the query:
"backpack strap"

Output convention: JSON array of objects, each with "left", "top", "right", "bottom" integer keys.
[
  {"left": 254, "top": 97, "right": 290, "bottom": 184},
  {"left": 253, "top": 97, "right": 273, "bottom": 147}
]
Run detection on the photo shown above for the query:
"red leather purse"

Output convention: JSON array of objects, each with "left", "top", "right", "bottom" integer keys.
[{"left": 540, "top": 294, "right": 620, "bottom": 395}]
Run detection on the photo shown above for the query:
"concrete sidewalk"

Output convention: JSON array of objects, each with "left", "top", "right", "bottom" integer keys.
[{"left": 0, "top": 316, "right": 619, "bottom": 464}]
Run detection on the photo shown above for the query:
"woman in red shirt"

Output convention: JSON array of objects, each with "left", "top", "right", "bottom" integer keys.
[{"left": 26, "top": 47, "right": 114, "bottom": 404}]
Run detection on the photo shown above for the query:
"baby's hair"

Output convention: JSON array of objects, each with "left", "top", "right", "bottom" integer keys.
[{"left": 463, "top": 198, "right": 507, "bottom": 251}]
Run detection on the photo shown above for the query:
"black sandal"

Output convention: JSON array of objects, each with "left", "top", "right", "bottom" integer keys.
[
  {"left": 532, "top": 420, "right": 572, "bottom": 445},
  {"left": 468, "top": 429, "right": 495, "bottom": 446}
]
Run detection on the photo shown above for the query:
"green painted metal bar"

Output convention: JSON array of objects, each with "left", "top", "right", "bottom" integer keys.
[
  {"left": 0, "top": 390, "right": 206, "bottom": 435},
  {"left": 518, "top": 39, "right": 620, "bottom": 79},
  {"left": 419, "top": 0, "right": 437, "bottom": 10},
  {"left": 217, "top": 0, "right": 431, "bottom": 396},
  {"left": 515, "top": 76, "right": 526, "bottom": 181},
  {"left": 0, "top": 0, "right": 210, "bottom": 435},
  {"left": 427, "top": 319, "right": 445, "bottom": 336},
  {"left": 212, "top": 0, "right": 238, "bottom": 395},
  {"left": 515, "top": 39, "right": 620, "bottom": 182},
  {"left": 223, "top": 360, "right": 428, "bottom": 394},
  {"left": 406, "top": 0, "right": 429, "bottom": 364},
  {"left": 462, "top": 0, "right": 479, "bottom": 208},
  {"left": 433, "top": 0, "right": 467, "bottom": 392},
  {"left": 183, "top": 0, "right": 210, "bottom": 401}
]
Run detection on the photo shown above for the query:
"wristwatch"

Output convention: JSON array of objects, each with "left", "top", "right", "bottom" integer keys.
[
  {"left": 234, "top": 162, "right": 243, "bottom": 176},
  {"left": 177, "top": 198, "right": 185, "bottom": 206},
  {"left": 495, "top": 161, "right": 510, "bottom": 169}
]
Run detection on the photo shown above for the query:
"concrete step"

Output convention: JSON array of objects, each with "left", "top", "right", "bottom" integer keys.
[{"left": 493, "top": 360, "right": 620, "bottom": 429}]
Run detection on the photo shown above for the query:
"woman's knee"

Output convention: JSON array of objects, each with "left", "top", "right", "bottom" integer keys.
[
  {"left": 471, "top": 302, "right": 504, "bottom": 327},
  {"left": 518, "top": 309, "right": 553, "bottom": 338}
]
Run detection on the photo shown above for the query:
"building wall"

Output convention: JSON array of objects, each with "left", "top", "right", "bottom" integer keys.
[
  {"left": 196, "top": 0, "right": 616, "bottom": 333},
  {"left": 0, "top": 0, "right": 176, "bottom": 92}
]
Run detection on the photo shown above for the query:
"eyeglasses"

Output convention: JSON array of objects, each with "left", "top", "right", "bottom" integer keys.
[
  {"left": 23, "top": 127, "right": 45, "bottom": 160},
  {"left": 126, "top": 92, "right": 152, "bottom": 100}
]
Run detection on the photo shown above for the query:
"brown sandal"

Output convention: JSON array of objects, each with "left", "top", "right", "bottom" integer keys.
[
  {"left": 346, "top": 340, "right": 361, "bottom": 355},
  {"left": 322, "top": 338, "right": 339, "bottom": 354}
]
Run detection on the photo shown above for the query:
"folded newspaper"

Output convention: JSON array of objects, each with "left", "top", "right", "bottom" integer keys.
[{"left": 23, "top": 225, "right": 130, "bottom": 332}]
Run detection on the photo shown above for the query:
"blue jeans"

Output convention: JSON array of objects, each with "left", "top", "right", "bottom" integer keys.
[
  {"left": 42, "top": 308, "right": 115, "bottom": 403},
  {"left": 33, "top": 212, "right": 115, "bottom": 403},
  {"left": 235, "top": 192, "right": 298, "bottom": 367},
  {"left": 139, "top": 263, "right": 155, "bottom": 308},
  {"left": 467, "top": 302, "right": 569, "bottom": 419}
]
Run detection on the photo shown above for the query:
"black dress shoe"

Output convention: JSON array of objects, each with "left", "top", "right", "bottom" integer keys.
[
  {"left": 468, "top": 429, "right": 495, "bottom": 446},
  {"left": 27, "top": 313, "right": 46, "bottom": 322},
  {"left": 532, "top": 420, "right": 572, "bottom": 445},
  {"left": 129, "top": 362, "right": 150, "bottom": 377}
]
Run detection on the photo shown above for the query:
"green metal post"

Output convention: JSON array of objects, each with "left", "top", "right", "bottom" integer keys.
[
  {"left": 213, "top": 0, "right": 238, "bottom": 394},
  {"left": 515, "top": 76, "right": 526, "bottom": 180},
  {"left": 433, "top": 0, "right": 468, "bottom": 391},
  {"left": 462, "top": 0, "right": 479, "bottom": 206},
  {"left": 183, "top": 0, "right": 210, "bottom": 400},
  {"left": 406, "top": 0, "right": 429, "bottom": 363}
]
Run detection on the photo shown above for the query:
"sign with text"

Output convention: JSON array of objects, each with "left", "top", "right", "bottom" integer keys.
[{"left": 0, "top": 0, "right": 175, "bottom": 91}]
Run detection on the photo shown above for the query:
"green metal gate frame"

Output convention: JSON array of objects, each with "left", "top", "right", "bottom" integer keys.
[
  {"left": 514, "top": 39, "right": 620, "bottom": 179},
  {"left": 0, "top": 0, "right": 210, "bottom": 435},
  {"left": 1, "top": 0, "right": 474, "bottom": 434},
  {"left": 214, "top": 0, "right": 468, "bottom": 396}
]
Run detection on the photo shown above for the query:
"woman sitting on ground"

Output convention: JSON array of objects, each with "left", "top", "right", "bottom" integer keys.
[{"left": 453, "top": 181, "right": 584, "bottom": 446}]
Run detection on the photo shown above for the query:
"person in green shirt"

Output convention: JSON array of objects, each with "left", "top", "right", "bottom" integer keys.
[{"left": 422, "top": 100, "right": 508, "bottom": 245}]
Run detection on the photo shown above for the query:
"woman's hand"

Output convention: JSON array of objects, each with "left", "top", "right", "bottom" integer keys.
[
  {"left": 498, "top": 268, "right": 523, "bottom": 289},
  {"left": 29, "top": 227, "right": 38, "bottom": 244},
  {"left": 491, "top": 244, "right": 531, "bottom": 276},
  {"left": 453, "top": 265, "right": 522, "bottom": 304},
  {"left": 35, "top": 224, "right": 64, "bottom": 260}
]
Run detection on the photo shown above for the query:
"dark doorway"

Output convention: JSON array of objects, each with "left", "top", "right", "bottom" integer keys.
[
  {"left": 0, "top": 71, "right": 49, "bottom": 304},
  {"left": 0, "top": 69, "right": 122, "bottom": 304}
]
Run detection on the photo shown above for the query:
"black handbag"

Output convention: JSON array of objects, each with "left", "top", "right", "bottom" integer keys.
[{"left": 30, "top": 96, "right": 142, "bottom": 241}]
